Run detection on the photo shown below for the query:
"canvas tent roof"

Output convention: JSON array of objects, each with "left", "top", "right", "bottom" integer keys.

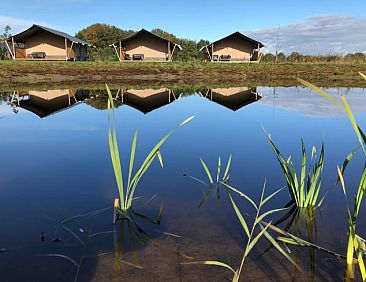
[
  {"left": 112, "top": 29, "right": 182, "bottom": 50},
  {"left": 10, "top": 25, "right": 91, "bottom": 46},
  {"left": 200, "top": 31, "right": 264, "bottom": 51}
]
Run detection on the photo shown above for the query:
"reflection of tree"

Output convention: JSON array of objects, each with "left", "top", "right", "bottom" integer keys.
[{"left": 85, "top": 94, "right": 123, "bottom": 111}]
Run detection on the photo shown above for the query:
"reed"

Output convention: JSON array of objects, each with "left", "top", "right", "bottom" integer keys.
[
  {"left": 266, "top": 134, "right": 326, "bottom": 208},
  {"left": 298, "top": 73, "right": 366, "bottom": 280},
  {"left": 106, "top": 84, "right": 194, "bottom": 212},
  {"left": 183, "top": 158, "right": 297, "bottom": 281}
]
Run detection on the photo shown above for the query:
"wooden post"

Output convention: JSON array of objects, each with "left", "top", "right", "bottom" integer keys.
[
  {"left": 206, "top": 46, "right": 212, "bottom": 61},
  {"left": 5, "top": 40, "right": 15, "bottom": 60},
  {"left": 65, "top": 38, "right": 68, "bottom": 61},
  {"left": 168, "top": 41, "right": 171, "bottom": 61},
  {"left": 211, "top": 44, "right": 214, "bottom": 62},
  {"left": 67, "top": 41, "right": 74, "bottom": 59},
  {"left": 119, "top": 41, "right": 122, "bottom": 59},
  {"left": 11, "top": 38, "right": 15, "bottom": 60},
  {"left": 112, "top": 44, "right": 121, "bottom": 62},
  {"left": 171, "top": 44, "right": 177, "bottom": 61}
]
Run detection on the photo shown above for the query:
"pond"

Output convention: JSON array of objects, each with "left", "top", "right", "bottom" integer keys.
[{"left": 0, "top": 85, "right": 366, "bottom": 281}]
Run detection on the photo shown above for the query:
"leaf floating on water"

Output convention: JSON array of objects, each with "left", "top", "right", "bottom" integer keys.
[
  {"left": 79, "top": 228, "right": 84, "bottom": 233},
  {"left": 53, "top": 237, "right": 62, "bottom": 243}
]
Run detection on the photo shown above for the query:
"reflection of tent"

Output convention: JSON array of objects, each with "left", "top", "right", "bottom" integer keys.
[
  {"left": 17, "top": 89, "right": 90, "bottom": 118},
  {"left": 120, "top": 88, "right": 176, "bottom": 114},
  {"left": 202, "top": 87, "right": 261, "bottom": 111}
]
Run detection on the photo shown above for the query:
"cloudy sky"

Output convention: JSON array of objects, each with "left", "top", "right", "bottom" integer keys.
[{"left": 1, "top": 0, "right": 365, "bottom": 55}]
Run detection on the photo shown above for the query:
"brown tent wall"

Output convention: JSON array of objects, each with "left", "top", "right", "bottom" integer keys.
[
  {"left": 124, "top": 32, "right": 170, "bottom": 61},
  {"left": 213, "top": 37, "right": 258, "bottom": 62}
]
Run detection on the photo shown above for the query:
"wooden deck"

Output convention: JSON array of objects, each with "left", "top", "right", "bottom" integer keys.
[{"left": 16, "top": 58, "right": 67, "bottom": 61}]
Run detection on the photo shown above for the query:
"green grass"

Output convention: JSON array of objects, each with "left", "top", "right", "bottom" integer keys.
[
  {"left": 107, "top": 84, "right": 194, "bottom": 212},
  {"left": 266, "top": 134, "right": 326, "bottom": 208}
]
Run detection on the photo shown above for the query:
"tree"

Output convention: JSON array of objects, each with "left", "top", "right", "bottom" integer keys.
[
  {"left": 276, "top": 52, "right": 286, "bottom": 62},
  {"left": 175, "top": 39, "right": 201, "bottom": 62},
  {"left": 76, "top": 23, "right": 135, "bottom": 61},
  {"left": 0, "top": 25, "right": 11, "bottom": 60},
  {"left": 151, "top": 28, "right": 180, "bottom": 43},
  {"left": 262, "top": 53, "right": 276, "bottom": 62},
  {"left": 288, "top": 51, "right": 302, "bottom": 63}
]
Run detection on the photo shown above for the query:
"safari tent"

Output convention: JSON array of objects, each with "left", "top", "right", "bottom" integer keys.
[
  {"left": 5, "top": 25, "right": 91, "bottom": 61},
  {"left": 202, "top": 87, "right": 262, "bottom": 111},
  {"left": 200, "top": 32, "right": 264, "bottom": 62},
  {"left": 110, "top": 29, "right": 182, "bottom": 62}
]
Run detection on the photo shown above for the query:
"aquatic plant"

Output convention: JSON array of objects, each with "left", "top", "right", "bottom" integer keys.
[
  {"left": 183, "top": 181, "right": 297, "bottom": 281},
  {"left": 266, "top": 134, "right": 326, "bottom": 208},
  {"left": 337, "top": 165, "right": 366, "bottom": 280},
  {"left": 106, "top": 84, "right": 194, "bottom": 212},
  {"left": 184, "top": 155, "right": 232, "bottom": 207},
  {"left": 298, "top": 73, "right": 366, "bottom": 280},
  {"left": 184, "top": 157, "right": 297, "bottom": 280}
]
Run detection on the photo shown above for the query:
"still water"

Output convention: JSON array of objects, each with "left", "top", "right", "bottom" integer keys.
[{"left": 0, "top": 85, "right": 365, "bottom": 281}]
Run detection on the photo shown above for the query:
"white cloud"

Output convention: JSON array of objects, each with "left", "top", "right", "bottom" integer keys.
[
  {"left": 246, "top": 15, "right": 366, "bottom": 55},
  {"left": 258, "top": 86, "right": 366, "bottom": 117},
  {"left": 0, "top": 15, "right": 49, "bottom": 35}
]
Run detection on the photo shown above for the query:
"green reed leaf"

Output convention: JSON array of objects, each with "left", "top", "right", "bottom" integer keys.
[{"left": 200, "top": 158, "right": 214, "bottom": 184}]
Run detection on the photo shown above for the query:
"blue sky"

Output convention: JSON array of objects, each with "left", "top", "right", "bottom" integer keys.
[{"left": 1, "top": 0, "right": 366, "bottom": 54}]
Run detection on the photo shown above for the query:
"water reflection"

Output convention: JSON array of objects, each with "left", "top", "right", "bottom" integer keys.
[
  {"left": 119, "top": 88, "right": 178, "bottom": 114},
  {"left": 11, "top": 89, "right": 90, "bottom": 118},
  {"left": 4, "top": 86, "right": 263, "bottom": 117},
  {"left": 201, "top": 87, "right": 261, "bottom": 111},
  {"left": 259, "top": 86, "right": 366, "bottom": 117}
]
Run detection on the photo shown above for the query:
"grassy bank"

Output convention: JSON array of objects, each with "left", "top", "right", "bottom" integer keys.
[{"left": 0, "top": 61, "right": 366, "bottom": 89}]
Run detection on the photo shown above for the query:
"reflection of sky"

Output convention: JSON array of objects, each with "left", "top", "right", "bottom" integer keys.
[
  {"left": 259, "top": 87, "right": 366, "bottom": 117},
  {"left": 0, "top": 102, "right": 18, "bottom": 117},
  {"left": 1, "top": 87, "right": 366, "bottom": 280}
]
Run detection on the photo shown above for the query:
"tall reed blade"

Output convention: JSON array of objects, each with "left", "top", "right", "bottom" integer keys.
[
  {"left": 106, "top": 83, "right": 194, "bottom": 212},
  {"left": 266, "top": 133, "right": 325, "bottom": 208}
]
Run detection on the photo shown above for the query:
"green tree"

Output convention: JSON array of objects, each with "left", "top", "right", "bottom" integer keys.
[
  {"left": 175, "top": 39, "right": 200, "bottom": 62},
  {"left": 151, "top": 28, "right": 180, "bottom": 43},
  {"left": 76, "top": 23, "right": 135, "bottom": 61},
  {"left": 0, "top": 25, "right": 11, "bottom": 60},
  {"left": 262, "top": 53, "right": 276, "bottom": 62}
]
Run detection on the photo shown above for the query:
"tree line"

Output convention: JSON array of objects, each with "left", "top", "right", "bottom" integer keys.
[
  {"left": 75, "top": 24, "right": 209, "bottom": 62},
  {"left": 263, "top": 51, "right": 366, "bottom": 64},
  {"left": 1, "top": 24, "right": 365, "bottom": 63}
]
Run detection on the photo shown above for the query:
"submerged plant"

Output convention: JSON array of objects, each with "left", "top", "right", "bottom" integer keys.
[
  {"left": 106, "top": 84, "right": 194, "bottom": 212},
  {"left": 185, "top": 155, "right": 232, "bottom": 207},
  {"left": 266, "top": 134, "right": 326, "bottom": 208},
  {"left": 183, "top": 181, "right": 297, "bottom": 281}
]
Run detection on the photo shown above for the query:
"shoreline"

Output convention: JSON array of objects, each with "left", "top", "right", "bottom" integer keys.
[{"left": 1, "top": 61, "right": 366, "bottom": 90}]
